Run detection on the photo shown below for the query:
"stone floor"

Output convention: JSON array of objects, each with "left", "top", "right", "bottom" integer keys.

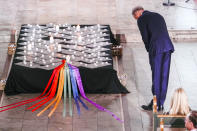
[
  {"left": 122, "top": 41, "right": 197, "bottom": 131},
  {"left": 1, "top": 0, "right": 197, "bottom": 131},
  {"left": 1, "top": 41, "right": 197, "bottom": 131}
]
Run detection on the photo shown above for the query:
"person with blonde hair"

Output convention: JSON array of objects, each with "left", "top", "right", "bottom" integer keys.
[{"left": 169, "top": 88, "right": 190, "bottom": 115}]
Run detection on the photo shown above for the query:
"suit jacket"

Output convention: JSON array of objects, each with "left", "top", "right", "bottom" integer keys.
[{"left": 137, "top": 10, "right": 174, "bottom": 55}]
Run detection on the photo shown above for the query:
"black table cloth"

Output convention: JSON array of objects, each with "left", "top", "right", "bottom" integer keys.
[{"left": 5, "top": 25, "right": 129, "bottom": 95}]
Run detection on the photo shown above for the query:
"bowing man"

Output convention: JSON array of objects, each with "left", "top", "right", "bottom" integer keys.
[{"left": 132, "top": 6, "right": 174, "bottom": 111}]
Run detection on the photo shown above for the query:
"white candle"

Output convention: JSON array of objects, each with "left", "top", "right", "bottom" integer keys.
[
  {"left": 66, "top": 55, "right": 71, "bottom": 62},
  {"left": 50, "top": 36, "right": 54, "bottom": 44},
  {"left": 58, "top": 44, "right": 61, "bottom": 52},
  {"left": 78, "top": 35, "right": 82, "bottom": 42},
  {"left": 97, "top": 24, "right": 100, "bottom": 28},
  {"left": 55, "top": 25, "right": 59, "bottom": 32},
  {"left": 27, "top": 44, "right": 32, "bottom": 50},
  {"left": 23, "top": 60, "right": 27, "bottom": 65},
  {"left": 76, "top": 25, "right": 80, "bottom": 31}
]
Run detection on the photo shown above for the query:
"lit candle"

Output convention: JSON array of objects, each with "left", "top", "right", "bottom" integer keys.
[
  {"left": 30, "top": 61, "right": 33, "bottom": 67},
  {"left": 58, "top": 44, "right": 61, "bottom": 52},
  {"left": 55, "top": 25, "right": 59, "bottom": 32},
  {"left": 50, "top": 36, "right": 54, "bottom": 44},
  {"left": 27, "top": 44, "right": 32, "bottom": 50},
  {"left": 78, "top": 35, "right": 82, "bottom": 43},
  {"left": 76, "top": 25, "right": 80, "bottom": 31},
  {"left": 97, "top": 24, "right": 100, "bottom": 29},
  {"left": 23, "top": 60, "right": 27, "bottom": 65},
  {"left": 66, "top": 55, "right": 71, "bottom": 62}
]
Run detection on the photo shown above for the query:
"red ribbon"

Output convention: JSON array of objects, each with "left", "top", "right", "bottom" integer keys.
[{"left": 0, "top": 60, "right": 65, "bottom": 112}]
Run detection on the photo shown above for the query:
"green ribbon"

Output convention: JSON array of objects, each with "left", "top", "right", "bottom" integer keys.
[
  {"left": 66, "top": 65, "right": 72, "bottom": 116},
  {"left": 63, "top": 66, "right": 67, "bottom": 117}
]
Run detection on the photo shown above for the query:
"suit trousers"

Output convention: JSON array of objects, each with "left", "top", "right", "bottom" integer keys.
[{"left": 149, "top": 51, "right": 171, "bottom": 107}]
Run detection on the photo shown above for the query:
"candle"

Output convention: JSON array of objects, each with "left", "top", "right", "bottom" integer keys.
[
  {"left": 97, "top": 24, "right": 100, "bottom": 29},
  {"left": 27, "top": 44, "right": 32, "bottom": 50},
  {"left": 30, "top": 61, "right": 33, "bottom": 67},
  {"left": 50, "top": 36, "right": 54, "bottom": 44},
  {"left": 78, "top": 35, "right": 82, "bottom": 43},
  {"left": 76, "top": 25, "right": 80, "bottom": 31},
  {"left": 58, "top": 44, "right": 61, "bottom": 52},
  {"left": 66, "top": 55, "right": 71, "bottom": 62},
  {"left": 55, "top": 25, "right": 59, "bottom": 32},
  {"left": 23, "top": 60, "right": 27, "bottom": 65}
]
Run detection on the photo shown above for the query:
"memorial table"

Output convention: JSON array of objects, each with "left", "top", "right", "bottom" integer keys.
[{"left": 5, "top": 24, "right": 129, "bottom": 95}]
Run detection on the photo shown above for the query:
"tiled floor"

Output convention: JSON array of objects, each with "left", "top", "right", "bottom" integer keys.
[
  {"left": 0, "top": 93, "right": 124, "bottom": 131},
  {"left": 0, "top": 0, "right": 197, "bottom": 131},
  {"left": 1, "top": 41, "right": 197, "bottom": 131}
]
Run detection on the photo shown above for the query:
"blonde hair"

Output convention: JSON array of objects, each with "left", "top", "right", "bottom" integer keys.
[{"left": 169, "top": 88, "right": 190, "bottom": 115}]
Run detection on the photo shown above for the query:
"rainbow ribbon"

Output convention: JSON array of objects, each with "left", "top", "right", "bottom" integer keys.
[{"left": 0, "top": 60, "right": 123, "bottom": 122}]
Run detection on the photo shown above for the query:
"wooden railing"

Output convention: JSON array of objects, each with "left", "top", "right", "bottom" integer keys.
[
  {"left": 0, "top": 30, "right": 17, "bottom": 90},
  {"left": 7, "top": 30, "right": 16, "bottom": 55},
  {"left": 153, "top": 96, "right": 186, "bottom": 131}
]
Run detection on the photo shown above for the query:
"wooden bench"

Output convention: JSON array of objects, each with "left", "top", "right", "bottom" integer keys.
[{"left": 152, "top": 96, "right": 186, "bottom": 131}]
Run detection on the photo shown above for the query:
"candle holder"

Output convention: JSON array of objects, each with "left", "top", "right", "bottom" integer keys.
[{"left": 15, "top": 23, "right": 112, "bottom": 69}]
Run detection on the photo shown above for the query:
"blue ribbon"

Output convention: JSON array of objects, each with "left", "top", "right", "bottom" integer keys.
[
  {"left": 70, "top": 66, "right": 88, "bottom": 110},
  {"left": 69, "top": 65, "right": 81, "bottom": 115}
]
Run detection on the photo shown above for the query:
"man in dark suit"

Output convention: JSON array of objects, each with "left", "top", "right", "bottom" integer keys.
[{"left": 132, "top": 6, "right": 174, "bottom": 111}]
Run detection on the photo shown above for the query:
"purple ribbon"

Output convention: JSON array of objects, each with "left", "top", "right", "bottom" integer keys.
[{"left": 69, "top": 64, "right": 123, "bottom": 123}]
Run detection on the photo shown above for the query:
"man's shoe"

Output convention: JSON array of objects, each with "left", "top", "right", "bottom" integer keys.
[
  {"left": 141, "top": 105, "right": 153, "bottom": 111},
  {"left": 141, "top": 99, "right": 153, "bottom": 111},
  {"left": 158, "top": 106, "right": 164, "bottom": 111}
]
